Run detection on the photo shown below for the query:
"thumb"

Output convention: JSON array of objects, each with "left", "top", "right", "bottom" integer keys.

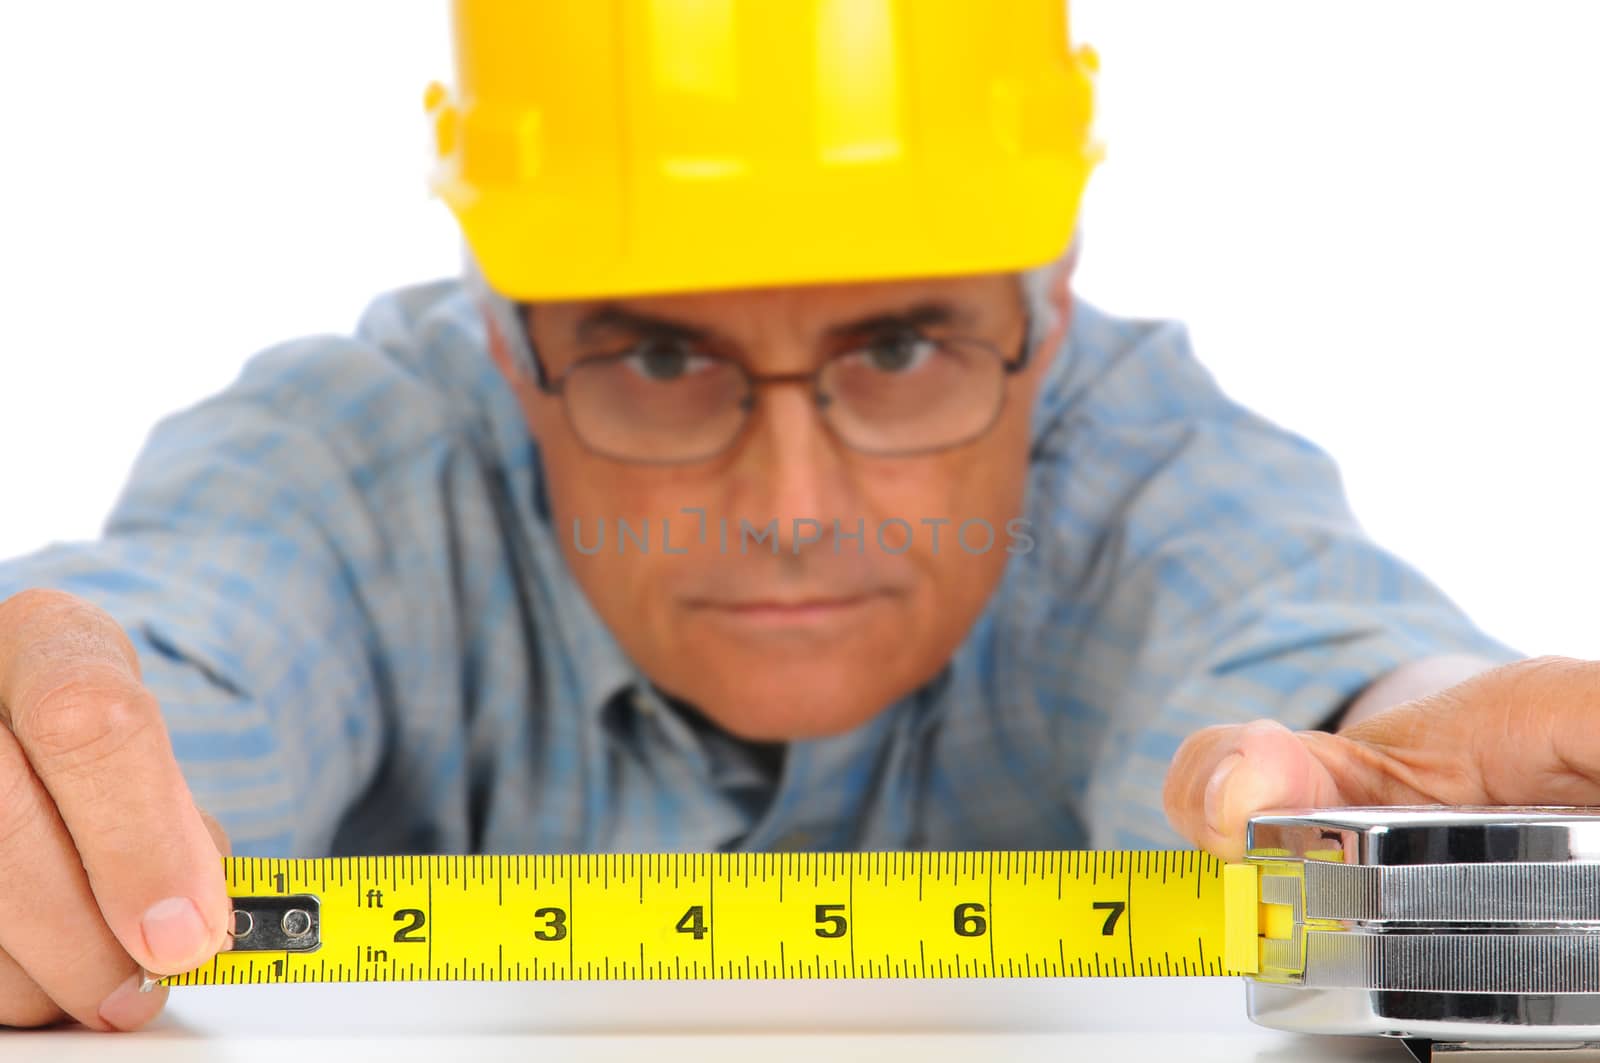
[
  {"left": 194, "top": 806, "right": 234, "bottom": 954},
  {"left": 1162, "top": 718, "right": 1405, "bottom": 861},
  {"left": 140, "top": 806, "right": 235, "bottom": 986},
  {"left": 1162, "top": 657, "right": 1595, "bottom": 860}
]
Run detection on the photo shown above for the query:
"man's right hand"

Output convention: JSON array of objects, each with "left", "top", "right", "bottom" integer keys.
[{"left": 0, "top": 589, "right": 232, "bottom": 1031}]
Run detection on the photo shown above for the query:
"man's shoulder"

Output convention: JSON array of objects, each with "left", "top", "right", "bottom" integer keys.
[
  {"left": 1034, "top": 293, "right": 1226, "bottom": 445},
  {"left": 208, "top": 278, "right": 521, "bottom": 471},
  {"left": 350, "top": 276, "right": 487, "bottom": 388},
  {"left": 228, "top": 277, "right": 487, "bottom": 409}
]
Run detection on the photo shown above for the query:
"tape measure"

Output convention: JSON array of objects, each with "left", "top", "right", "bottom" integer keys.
[
  {"left": 157, "top": 807, "right": 1600, "bottom": 1058},
  {"left": 162, "top": 848, "right": 1257, "bottom": 986}
]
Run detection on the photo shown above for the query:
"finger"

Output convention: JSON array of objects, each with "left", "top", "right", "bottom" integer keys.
[
  {"left": 0, "top": 589, "right": 143, "bottom": 686},
  {"left": 192, "top": 807, "right": 235, "bottom": 960},
  {"left": 1165, "top": 720, "right": 1333, "bottom": 860},
  {"left": 196, "top": 806, "right": 233, "bottom": 861},
  {"left": 1163, "top": 656, "right": 1600, "bottom": 861},
  {"left": 1162, "top": 717, "right": 1436, "bottom": 861},
  {"left": 0, "top": 945, "right": 66, "bottom": 1030},
  {"left": 0, "top": 723, "right": 167, "bottom": 1030},
  {"left": 1342, "top": 655, "right": 1600, "bottom": 806},
  {"left": 0, "top": 592, "right": 231, "bottom": 977}
]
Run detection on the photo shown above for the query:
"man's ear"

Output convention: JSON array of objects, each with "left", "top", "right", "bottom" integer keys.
[
  {"left": 482, "top": 304, "right": 523, "bottom": 383},
  {"left": 1026, "top": 250, "right": 1078, "bottom": 380},
  {"left": 481, "top": 302, "right": 555, "bottom": 442},
  {"left": 1054, "top": 242, "right": 1080, "bottom": 324}
]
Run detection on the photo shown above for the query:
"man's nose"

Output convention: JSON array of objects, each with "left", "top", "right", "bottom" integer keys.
[{"left": 730, "top": 379, "right": 858, "bottom": 550}]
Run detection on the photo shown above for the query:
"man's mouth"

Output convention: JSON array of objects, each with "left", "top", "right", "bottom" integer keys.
[{"left": 686, "top": 592, "right": 888, "bottom": 628}]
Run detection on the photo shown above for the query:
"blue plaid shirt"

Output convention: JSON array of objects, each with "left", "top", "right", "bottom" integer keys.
[{"left": 0, "top": 280, "right": 1519, "bottom": 856}]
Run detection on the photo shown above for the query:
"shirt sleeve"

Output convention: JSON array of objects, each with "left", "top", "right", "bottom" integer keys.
[
  {"left": 0, "top": 334, "right": 450, "bottom": 856},
  {"left": 1024, "top": 304, "right": 1523, "bottom": 850}
]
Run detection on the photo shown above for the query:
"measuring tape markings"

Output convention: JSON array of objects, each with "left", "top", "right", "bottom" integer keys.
[{"left": 161, "top": 850, "right": 1259, "bottom": 986}]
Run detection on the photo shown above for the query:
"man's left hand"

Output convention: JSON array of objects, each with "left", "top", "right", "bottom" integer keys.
[{"left": 1163, "top": 655, "right": 1600, "bottom": 861}]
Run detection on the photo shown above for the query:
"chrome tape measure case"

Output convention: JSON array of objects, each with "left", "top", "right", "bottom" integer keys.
[{"left": 1244, "top": 806, "right": 1600, "bottom": 1048}]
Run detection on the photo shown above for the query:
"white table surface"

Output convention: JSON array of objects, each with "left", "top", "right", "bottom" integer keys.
[{"left": 1, "top": 977, "right": 1415, "bottom": 1061}]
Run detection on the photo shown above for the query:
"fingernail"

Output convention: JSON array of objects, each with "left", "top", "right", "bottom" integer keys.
[
  {"left": 99, "top": 970, "right": 165, "bottom": 1031},
  {"left": 1204, "top": 752, "right": 1245, "bottom": 835},
  {"left": 140, "top": 896, "right": 208, "bottom": 971}
]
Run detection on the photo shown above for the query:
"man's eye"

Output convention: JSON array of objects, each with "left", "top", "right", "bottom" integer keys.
[
  {"left": 621, "top": 340, "right": 709, "bottom": 381},
  {"left": 857, "top": 333, "right": 935, "bottom": 373}
]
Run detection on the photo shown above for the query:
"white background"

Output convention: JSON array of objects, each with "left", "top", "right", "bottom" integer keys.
[
  {"left": 2, "top": 977, "right": 1403, "bottom": 1061},
  {"left": 1, "top": 1, "right": 1595, "bottom": 658}
]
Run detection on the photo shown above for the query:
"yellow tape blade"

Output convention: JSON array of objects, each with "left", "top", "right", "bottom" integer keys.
[
  {"left": 1221, "top": 863, "right": 1261, "bottom": 975},
  {"left": 162, "top": 851, "right": 1249, "bottom": 985}
]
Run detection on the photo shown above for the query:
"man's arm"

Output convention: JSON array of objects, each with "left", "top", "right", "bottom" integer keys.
[
  {"left": 1025, "top": 300, "right": 1521, "bottom": 850},
  {"left": 1336, "top": 653, "right": 1500, "bottom": 729},
  {"left": 0, "top": 335, "right": 416, "bottom": 856}
]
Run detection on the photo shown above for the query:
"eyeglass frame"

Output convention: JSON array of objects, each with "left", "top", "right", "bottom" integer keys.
[{"left": 513, "top": 302, "right": 1036, "bottom": 464}]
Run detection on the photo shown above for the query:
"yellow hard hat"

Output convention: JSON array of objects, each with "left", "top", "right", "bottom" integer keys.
[{"left": 425, "top": 0, "right": 1103, "bottom": 301}]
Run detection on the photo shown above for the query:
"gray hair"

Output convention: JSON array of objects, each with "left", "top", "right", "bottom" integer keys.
[
  {"left": 466, "top": 233, "right": 1078, "bottom": 381},
  {"left": 1020, "top": 232, "right": 1079, "bottom": 355}
]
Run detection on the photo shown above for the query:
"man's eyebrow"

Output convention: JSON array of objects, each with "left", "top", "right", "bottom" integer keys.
[
  {"left": 823, "top": 300, "right": 972, "bottom": 339},
  {"left": 572, "top": 299, "right": 974, "bottom": 346},
  {"left": 575, "top": 305, "right": 714, "bottom": 345}
]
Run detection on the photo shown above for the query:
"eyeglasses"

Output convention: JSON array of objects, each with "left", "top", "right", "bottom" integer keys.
[{"left": 520, "top": 312, "right": 1032, "bottom": 465}]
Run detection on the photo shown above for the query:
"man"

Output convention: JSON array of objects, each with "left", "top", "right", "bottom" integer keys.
[{"left": 0, "top": 0, "right": 1591, "bottom": 1036}]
